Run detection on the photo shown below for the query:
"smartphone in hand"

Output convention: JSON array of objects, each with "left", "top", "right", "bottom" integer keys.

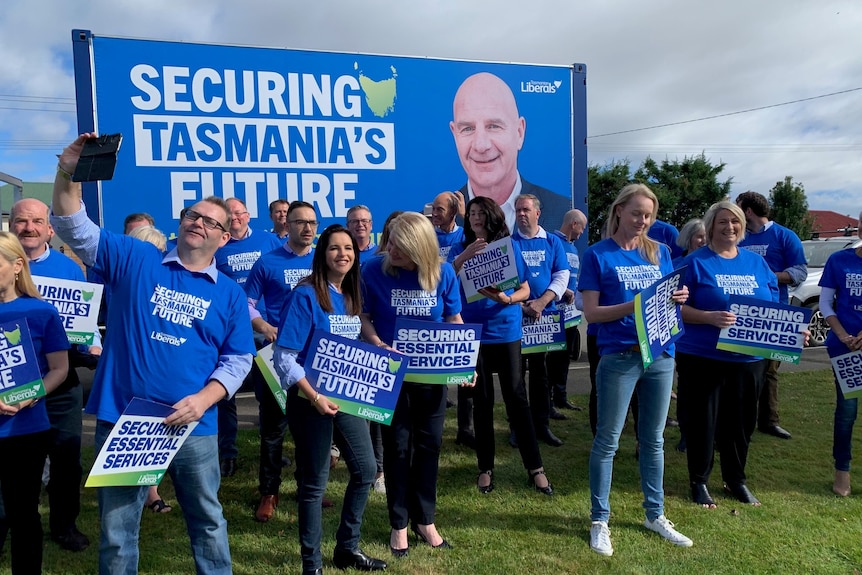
[{"left": 72, "top": 133, "right": 123, "bottom": 182}]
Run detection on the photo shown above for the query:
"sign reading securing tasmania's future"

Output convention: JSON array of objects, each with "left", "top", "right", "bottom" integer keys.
[
  {"left": 717, "top": 295, "right": 811, "bottom": 363},
  {"left": 634, "top": 267, "right": 685, "bottom": 368},
  {"left": 32, "top": 276, "right": 103, "bottom": 345},
  {"left": 521, "top": 309, "right": 567, "bottom": 354},
  {"left": 86, "top": 398, "right": 197, "bottom": 487},
  {"left": 304, "top": 331, "right": 407, "bottom": 424},
  {"left": 392, "top": 318, "right": 482, "bottom": 385},
  {"left": 0, "top": 319, "right": 47, "bottom": 406},
  {"left": 458, "top": 237, "right": 521, "bottom": 303}
]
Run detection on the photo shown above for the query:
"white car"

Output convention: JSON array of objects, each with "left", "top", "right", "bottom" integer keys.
[{"left": 789, "top": 237, "right": 862, "bottom": 346}]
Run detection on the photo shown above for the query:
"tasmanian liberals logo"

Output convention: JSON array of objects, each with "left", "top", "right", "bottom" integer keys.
[
  {"left": 150, "top": 331, "right": 188, "bottom": 347},
  {"left": 520, "top": 80, "right": 562, "bottom": 94}
]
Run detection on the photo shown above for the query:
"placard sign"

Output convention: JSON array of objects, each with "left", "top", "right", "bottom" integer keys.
[
  {"left": 557, "top": 301, "right": 582, "bottom": 330},
  {"left": 33, "top": 276, "right": 104, "bottom": 345},
  {"left": 717, "top": 296, "right": 812, "bottom": 363},
  {"left": 458, "top": 237, "right": 521, "bottom": 303},
  {"left": 0, "top": 319, "right": 47, "bottom": 405},
  {"left": 305, "top": 331, "right": 407, "bottom": 424},
  {"left": 86, "top": 398, "right": 197, "bottom": 487},
  {"left": 521, "top": 309, "right": 567, "bottom": 354},
  {"left": 392, "top": 318, "right": 482, "bottom": 384},
  {"left": 634, "top": 267, "right": 685, "bottom": 368},
  {"left": 254, "top": 343, "right": 286, "bottom": 414},
  {"left": 830, "top": 350, "right": 862, "bottom": 399}
]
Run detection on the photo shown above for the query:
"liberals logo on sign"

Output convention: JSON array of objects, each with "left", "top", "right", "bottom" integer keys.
[{"left": 520, "top": 80, "right": 562, "bottom": 94}]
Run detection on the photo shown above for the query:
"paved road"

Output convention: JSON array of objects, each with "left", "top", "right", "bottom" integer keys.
[{"left": 78, "top": 343, "right": 833, "bottom": 447}]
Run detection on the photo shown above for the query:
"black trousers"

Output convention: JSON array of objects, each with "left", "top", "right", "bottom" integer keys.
[
  {"left": 474, "top": 341, "right": 543, "bottom": 472},
  {"left": 256, "top": 378, "right": 290, "bottom": 496},
  {"left": 522, "top": 352, "right": 550, "bottom": 431},
  {"left": 45, "top": 382, "right": 84, "bottom": 535},
  {"left": 547, "top": 325, "right": 578, "bottom": 403},
  {"left": 677, "top": 353, "right": 766, "bottom": 485}
]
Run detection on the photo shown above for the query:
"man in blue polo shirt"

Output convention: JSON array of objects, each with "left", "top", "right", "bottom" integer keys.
[
  {"left": 51, "top": 133, "right": 254, "bottom": 575},
  {"left": 512, "top": 194, "right": 570, "bottom": 447},
  {"left": 736, "top": 191, "right": 807, "bottom": 440},
  {"left": 214, "top": 197, "right": 282, "bottom": 477}
]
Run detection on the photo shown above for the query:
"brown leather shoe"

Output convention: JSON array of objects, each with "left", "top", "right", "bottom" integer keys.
[{"left": 255, "top": 494, "right": 278, "bottom": 522}]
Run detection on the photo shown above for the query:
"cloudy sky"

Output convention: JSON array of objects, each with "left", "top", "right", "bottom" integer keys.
[{"left": 2, "top": 0, "right": 860, "bottom": 219}]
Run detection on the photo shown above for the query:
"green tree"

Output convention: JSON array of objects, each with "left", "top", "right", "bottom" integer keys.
[
  {"left": 587, "top": 159, "right": 632, "bottom": 244},
  {"left": 633, "top": 153, "right": 733, "bottom": 228},
  {"left": 768, "top": 176, "right": 814, "bottom": 240}
]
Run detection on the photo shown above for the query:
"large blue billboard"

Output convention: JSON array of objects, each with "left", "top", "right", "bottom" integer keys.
[{"left": 72, "top": 30, "right": 586, "bottom": 238}]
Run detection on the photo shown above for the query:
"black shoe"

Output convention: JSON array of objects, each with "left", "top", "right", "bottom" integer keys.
[
  {"left": 508, "top": 429, "right": 519, "bottom": 448},
  {"left": 556, "top": 399, "right": 582, "bottom": 411},
  {"left": 723, "top": 482, "right": 761, "bottom": 505},
  {"left": 411, "top": 525, "right": 453, "bottom": 549},
  {"left": 759, "top": 425, "right": 791, "bottom": 440},
  {"left": 455, "top": 431, "right": 476, "bottom": 450},
  {"left": 537, "top": 427, "right": 563, "bottom": 447},
  {"left": 528, "top": 469, "right": 554, "bottom": 496},
  {"left": 303, "top": 569, "right": 324, "bottom": 575},
  {"left": 549, "top": 407, "right": 567, "bottom": 421},
  {"left": 52, "top": 527, "right": 90, "bottom": 552},
  {"left": 446, "top": 398, "right": 455, "bottom": 408},
  {"left": 666, "top": 417, "right": 679, "bottom": 428},
  {"left": 477, "top": 470, "right": 494, "bottom": 494},
  {"left": 333, "top": 547, "right": 388, "bottom": 571},
  {"left": 281, "top": 456, "right": 292, "bottom": 468},
  {"left": 691, "top": 482, "right": 716, "bottom": 507},
  {"left": 220, "top": 458, "right": 238, "bottom": 477}
]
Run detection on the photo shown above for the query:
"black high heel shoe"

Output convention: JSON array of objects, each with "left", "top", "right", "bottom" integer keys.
[
  {"left": 477, "top": 470, "right": 494, "bottom": 494},
  {"left": 528, "top": 469, "right": 554, "bottom": 496},
  {"left": 389, "top": 529, "right": 408, "bottom": 558},
  {"left": 411, "top": 524, "right": 453, "bottom": 549}
]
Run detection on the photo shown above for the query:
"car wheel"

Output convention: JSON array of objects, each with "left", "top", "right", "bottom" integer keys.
[{"left": 806, "top": 302, "right": 829, "bottom": 347}]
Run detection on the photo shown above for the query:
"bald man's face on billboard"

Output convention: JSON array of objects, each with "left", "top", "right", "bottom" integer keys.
[{"left": 450, "top": 73, "right": 525, "bottom": 197}]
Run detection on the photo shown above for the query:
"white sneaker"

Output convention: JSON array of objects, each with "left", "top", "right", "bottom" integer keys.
[
  {"left": 644, "top": 515, "right": 693, "bottom": 547},
  {"left": 373, "top": 475, "right": 386, "bottom": 494},
  {"left": 589, "top": 521, "right": 613, "bottom": 556}
]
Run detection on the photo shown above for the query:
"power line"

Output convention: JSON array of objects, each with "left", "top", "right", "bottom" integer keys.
[
  {"left": 588, "top": 87, "right": 862, "bottom": 139},
  {"left": 0, "top": 94, "right": 75, "bottom": 103}
]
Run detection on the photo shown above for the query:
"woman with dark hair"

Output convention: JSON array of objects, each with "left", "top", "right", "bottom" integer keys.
[
  {"left": 450, "top": 196, "right": 553, "bottom": 495},
  {"left": 0, "top": 232, "right": 70, "bottom": 574},
  {"left": 361, "top": 212, "right": 464, "bottom": 557},
  {"left": 274, "top": 224, "right": 386, "bottom": 575}
]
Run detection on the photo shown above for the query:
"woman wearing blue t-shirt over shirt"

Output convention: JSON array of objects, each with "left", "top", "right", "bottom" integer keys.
[
  {"left": 819, "top": 211, "right": 862, "bottom": 497},
  {"left": 676, "top": 201, "right": 778, "bottom": 509},
  {"left": 579, "top": 184, "right": 692, "bottom": 557},
  {"left": 0, "top": 232, "right": 70, "bottom": 575},
  {"left": 450, "top": 197, "right": 553, "bottom": 495},
  {"left": 273, "top": 225, "right": 386, "bottom": 575},
  {"left": 360, "top": 212, "right": 465, "bottom": 557}
]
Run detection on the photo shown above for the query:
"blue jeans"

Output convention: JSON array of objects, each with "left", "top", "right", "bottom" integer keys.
[
  {"left": 95, "top": 420, "right": 231, "bottom": 575},
  {"left": 590, "top": 351, "right": 674, "bottom": 522},
  {"left": 834, "top": 375, "right": 858, "bottom": 472},
  {"left": 287, "top": 387, "right": 376, "bottom": 573}
]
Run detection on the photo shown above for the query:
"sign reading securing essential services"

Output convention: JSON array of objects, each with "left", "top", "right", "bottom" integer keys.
[
  {"left": 392, "top": 318, "right": 482, "bottom": 384},
  {"left": 717, "top": 295, "right": 812, "bottom": 363}
]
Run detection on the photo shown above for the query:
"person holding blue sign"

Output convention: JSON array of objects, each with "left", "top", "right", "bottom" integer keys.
[
  {"left": 818, "top": 212, "right": 862, "bottom": 497},
  {"left": 676, "top": 200, "right": 778, "bottom": 509},
  {"left": 579, "top": 184, "right": 692, "bottom": 556},
  {"left": 360, "top": 212, "right": 464, "bottom": 556},
  {"left": 273, "top": 224, "right": 386, "bottom": 575},
  {"left": 450, "top": 196, "right": 554, "bottom": 495},
  {"left": 0, "top": 232, "right": 71, "bottom": 575}
]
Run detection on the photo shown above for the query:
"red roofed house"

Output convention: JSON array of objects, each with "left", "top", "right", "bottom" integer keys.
[{"left": 809, "top": 210, "right": 859, "bottom": 239}]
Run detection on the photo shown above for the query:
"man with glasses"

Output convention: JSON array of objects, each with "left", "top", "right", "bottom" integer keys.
[
  {"left": 214, "top": 198, "right": 283, "bottom": 477},
  {"left": 50, "top": 133, "right": 255, "bottom": 575},
  {"left": 346, "top": 205, "right": 377, "bottom": 265},
  {"left": 244, "top": 201, "right": 318, "bottom": 522}
]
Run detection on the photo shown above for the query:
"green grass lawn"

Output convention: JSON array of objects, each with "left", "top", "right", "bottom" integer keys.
[{"left": 7, "top": 368, "right": 862, "bottom": 575}]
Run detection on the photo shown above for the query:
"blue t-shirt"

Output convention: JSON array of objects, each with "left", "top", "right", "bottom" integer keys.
[
  {"left": 512, "top": 229, "right": 569, "bottom": 304},
  {"left": 578, "top": 238, "right": 674, "bottom": 356},
  {"left": 87, "top": 231, "right": 255, "bottom": 435},
  {"left": 215, "top": 229, "right": 283, "bottom": 286},
  {"left": 676, "top": 246, "right": 779, "bottom": 362},
  {"left": 0, "top": 296, "right": 70, "bottom": 438},
  {"left": 361, "top": 256, "right": 462, "bottom": 345},
  {"left": 738, "top": 222, "right": 806, "bottom": 304},
  {"left": 276, "top": 283, "right": 362, "bottom": 367},
  {"left": 819, "top": 248, "right": 862, "bottom": 356},
  {"left": 436, "top": 226, "right": 465, "bottom": 260},
  {"left": 244, "top": 245, "right": 314, "bottom": 327},
  {"left": 648, "top": 219, "right": 683, "bottom": 260},
  {"left": 552, "top": 230, "right": 580, "bottom": 291},
  {"left": 449, "top": 242, "right": 527, "bottom": 343}
]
